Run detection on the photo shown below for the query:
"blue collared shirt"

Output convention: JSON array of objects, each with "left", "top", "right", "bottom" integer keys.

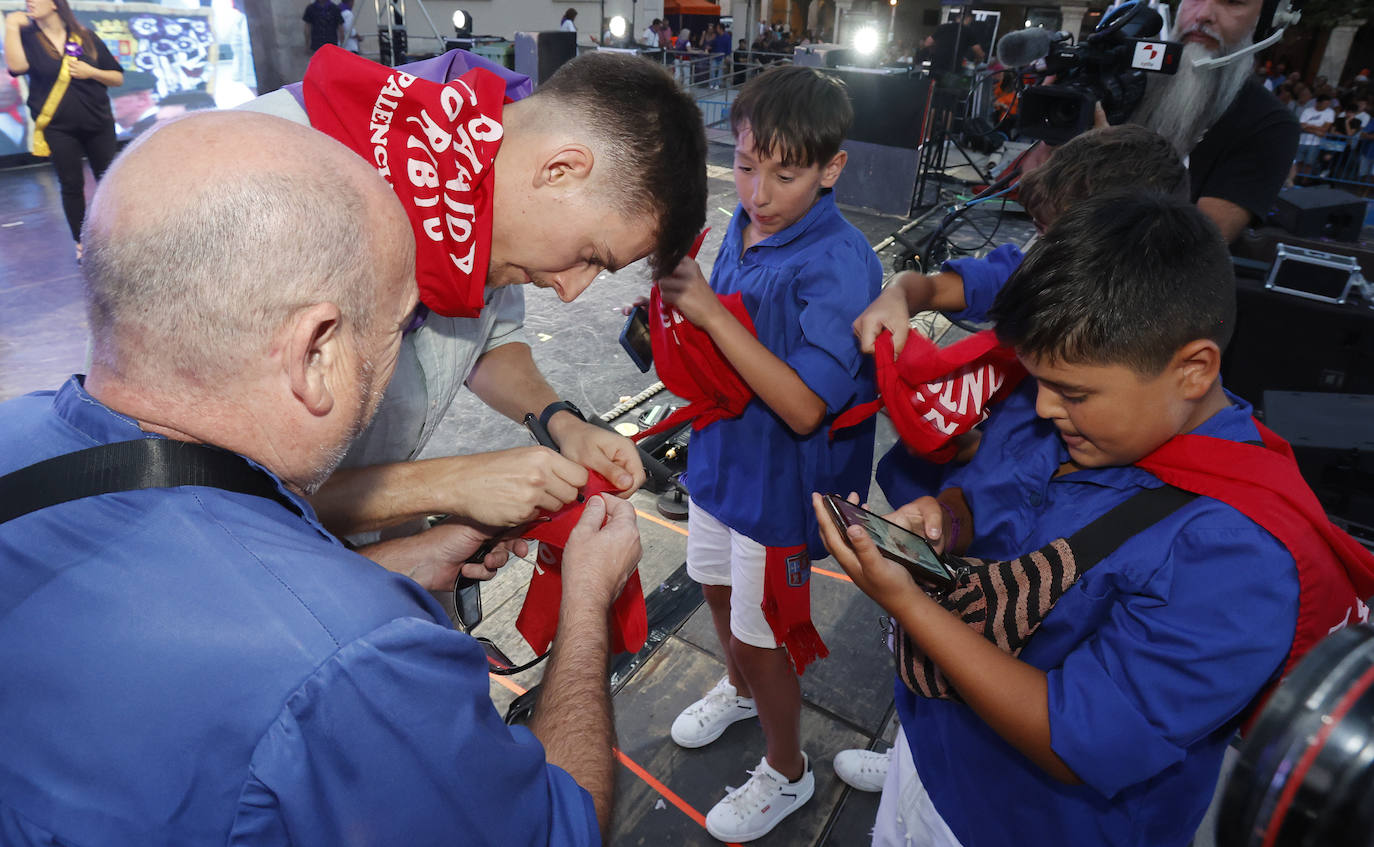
[
  {"left": 0, "top": 377, "right": 599, "bottom": 846},
  {"left": 895, "top": 381, "right": 1299, "bottom": 847},
  {"left": 686, "top": 193, "right": 882, "bottom": 555}
]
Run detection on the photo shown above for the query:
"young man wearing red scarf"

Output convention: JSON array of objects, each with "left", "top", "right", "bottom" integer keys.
[
  {"left": 815, "top": 192, "right": 1374, "bottom": 847},
  {"left": 238, "top": 47, "right": 707, "bottom": 579}
]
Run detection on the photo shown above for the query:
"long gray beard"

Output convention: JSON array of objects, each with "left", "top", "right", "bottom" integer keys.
[{"left": 1132, "top": 41, "right": 1255, "bottom": 156}]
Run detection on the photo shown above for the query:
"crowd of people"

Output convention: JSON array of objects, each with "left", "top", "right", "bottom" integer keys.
[
  {"left": 3, "top": 0, "right": 1374, "bottom": 843},
  {"left": 1259, "top": 61, "right": 1374, "bottom": 188}
]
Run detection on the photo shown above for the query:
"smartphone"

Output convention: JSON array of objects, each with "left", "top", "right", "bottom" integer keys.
[
  {"left": 822, "top": 494, "right": 956, "bottom": 591},
  {"left": 619, "top": 304, "right": 653, "bottom": 373}
]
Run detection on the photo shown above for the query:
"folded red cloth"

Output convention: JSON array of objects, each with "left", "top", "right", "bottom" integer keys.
[
  {"left": 832, "top": 329, "right": 1025, "bottom": 462},
  {"left": 1137, "top": 422, "right": 1374, "bottom": 727},
  {"left": 302, "top": 46, "right": 506, "bottom": 319},
  {"left": 515, "top": 473, "right": 648, "bottom": 655}
]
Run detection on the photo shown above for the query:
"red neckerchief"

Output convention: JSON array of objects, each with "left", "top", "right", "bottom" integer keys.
[
  {"left": 1136, "top": 423, "right": 1374, "bottom": 727},
  {"left": 631, "top": 229, "right": 759, "bottom": 442},
  {"left": 302, "top": 46, "right": 504, "bottom": 318},
  {"left": 831, "top": 329, "right": 1026, "bottom": 462},
  {"left": 514, "top": 473, "right": 648, "bottom": 656}
]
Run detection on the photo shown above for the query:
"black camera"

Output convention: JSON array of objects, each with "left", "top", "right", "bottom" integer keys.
[{"left": 1015, "top": 1, "right": 1181, "bottom": 145}]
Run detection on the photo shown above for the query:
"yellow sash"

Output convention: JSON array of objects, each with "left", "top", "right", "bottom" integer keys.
[{"left": 31, "top": 41, "right": 75, "bottom": 158}]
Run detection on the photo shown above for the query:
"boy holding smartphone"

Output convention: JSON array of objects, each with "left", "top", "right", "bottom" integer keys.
[
  {"left": 816, "top": 192, "right": 1374, "bottom": 847},
  {"left": 656, "top": 65, "right": 882, "bottom": 842}
]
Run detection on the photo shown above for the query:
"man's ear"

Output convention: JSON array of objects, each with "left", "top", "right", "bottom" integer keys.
[
  {"left": 284, "top": 302, "right": 344, "bottom": 417},
  {"left": 534, "top": 143, "right": 595, "bottom": 190},
  {"left": 1172, "top": 338, "right": 1222, "bottom": 400},
  {"left": 819, "top": 150, "right": 848, "bottom": 189}
]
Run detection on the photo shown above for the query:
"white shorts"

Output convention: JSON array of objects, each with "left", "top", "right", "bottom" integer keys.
[
  {"left": 871, "top": 731, "right": 965, "bottom": 847},
  {"left": 686, "top": 499, "right": 779, "bottom": 650}
]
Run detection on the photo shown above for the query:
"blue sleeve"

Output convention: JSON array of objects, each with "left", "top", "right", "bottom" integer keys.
[
  {"left": 942, "top": 243, "right": 1024, "bottom": 324},
  {"left": 1045, "top": 515, "right": 1298, "bottom": 799},
  {"left": 229, "top": 618, "right": 600, "bottom": 846},
  {"left": 787, "top": 240, "right": 883, "bottom": 414}
]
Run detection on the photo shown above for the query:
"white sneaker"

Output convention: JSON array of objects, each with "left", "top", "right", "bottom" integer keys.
[
  {"left": 833, "top": 748, "right": 889, "bottom": 792},
  {"left": 705, "top": 754, "right": 815, "bottom": 842},
  {"left": 670, "top": 677, "right": 758, "bottom": 748}
]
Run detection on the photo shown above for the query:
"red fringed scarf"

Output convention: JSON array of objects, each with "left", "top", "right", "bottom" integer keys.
[
  {"left": 761, "top": 544, "right": 829, "bottom": 674},
  {"left": 831, "top": 329, "right": 1026, "bottom": 462},
  {"left": 515, "top": 473, "right": 648, "bottom": 655},
  {"left": 1137, "top": 423, "right": 1374, "bottom": 726},
  {"left": 302, "top": 46, "right": 505, "bottom": 318}
]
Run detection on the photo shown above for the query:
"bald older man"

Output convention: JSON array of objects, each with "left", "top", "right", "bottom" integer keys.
[{"left": 0, "top": 111, "right": 640, "bottom": 845}]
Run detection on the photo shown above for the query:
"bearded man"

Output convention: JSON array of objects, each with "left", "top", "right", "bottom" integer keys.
[{"left": 1133, "top": 0, "right": 1298, "bottom": 241}]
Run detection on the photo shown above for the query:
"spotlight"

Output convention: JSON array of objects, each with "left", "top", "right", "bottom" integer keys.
[
  {"left": 853, "top": 25, "right": 880, "bottom": 55},
  {"left": 452, "top": 9, "right": 472, "bottom": 37},
  {"left": 609, "top": 15, "right": 627, "bottom": 39}
]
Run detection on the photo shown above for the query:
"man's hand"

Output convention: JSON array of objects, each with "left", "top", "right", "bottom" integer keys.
[
  {"left": 561, "top": 494, "right": 643, "bottom": 601},
  {"left": 853, "top": 281, "right": 916, "bottom": 356},
  {"left": 357, "top": 520, "right": 529, "bottom": 592},
  {"left": 451, "top": 446, "right": 590, "bottom": 524},
  {"left": 545, "top": 413, "right": 645, "bottom": 494},
  {"left": 657, "top": 255, "right": 726, "bottom": 328}
]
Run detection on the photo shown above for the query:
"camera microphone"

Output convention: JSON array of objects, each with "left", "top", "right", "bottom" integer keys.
[{"left": 995, "top": 28, "right": 1066, "bottom": 67}]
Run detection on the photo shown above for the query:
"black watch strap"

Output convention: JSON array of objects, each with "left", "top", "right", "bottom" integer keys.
[{"left": 538, "top": 400, "right": 585, "bottom": 433}]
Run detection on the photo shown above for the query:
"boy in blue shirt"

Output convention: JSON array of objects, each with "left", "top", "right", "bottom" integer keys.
[
  {"left": 657, "top": 65, "right": 882, "bottom": 842},
  {"left": 814, "top": 193, "right": 1323, "bottom": 846}
]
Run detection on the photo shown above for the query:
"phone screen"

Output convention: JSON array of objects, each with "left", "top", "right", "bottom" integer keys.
[
  {"left": 619, "top": 305, "right": 653, "bottom": 372},
  {"left": 824, "top": 495, "right": 954, "bottom": 589}
]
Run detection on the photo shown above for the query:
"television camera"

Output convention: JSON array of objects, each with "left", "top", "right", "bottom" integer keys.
[{"left": 997, "top": 0, "right": 1181, "bottom": 145}]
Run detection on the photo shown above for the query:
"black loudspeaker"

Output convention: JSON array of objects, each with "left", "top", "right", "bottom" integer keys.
[
  {"left": 822, "top": 69, "right": 934, "bottom": 150},
  {"left": 1272, "top": 187, "right": 1367, "bottom": 243},
  {"left": 378, "top": 27, "right": 407, "bottom": 66},
  {"left": 513, "top": 31, "right": 577, "bottom": 86}
]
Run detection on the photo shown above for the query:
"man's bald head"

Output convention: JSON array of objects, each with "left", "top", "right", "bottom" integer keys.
[{"left": 84, "top": 111, "right": 412, "bottom": 383}]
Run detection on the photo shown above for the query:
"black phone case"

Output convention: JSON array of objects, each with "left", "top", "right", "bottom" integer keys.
[
  {"left": 619, "top": 306, "right": 653, "bottom": 373},
  {"left": 823, "top": 495, "right": 955, "bottom": 590}
]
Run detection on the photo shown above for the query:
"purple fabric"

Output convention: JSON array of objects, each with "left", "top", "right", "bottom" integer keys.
[{"left": 283, "top": 48, "right": 533, "bottom": 109}]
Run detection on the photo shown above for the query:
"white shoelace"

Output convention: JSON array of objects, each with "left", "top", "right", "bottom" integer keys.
[{"left": 720, "top": 765, "right": 784, "bottom": 815}]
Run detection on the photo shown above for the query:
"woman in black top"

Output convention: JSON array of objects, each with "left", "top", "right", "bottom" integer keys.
[{"left": 6, "top": 0, "right": 123, "bottom": 260}]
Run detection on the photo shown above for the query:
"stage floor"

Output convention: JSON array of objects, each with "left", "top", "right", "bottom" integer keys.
[{"left": 1, "top": 139, "right": 1037, "bottom": 845}]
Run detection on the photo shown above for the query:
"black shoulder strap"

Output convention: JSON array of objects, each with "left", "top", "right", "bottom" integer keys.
[
  {"left": 0, "top": 439, "right": 299, "bottom": 526},
  {"left": 1066, "top": 484, "right": 1200, "bottom": 571}
]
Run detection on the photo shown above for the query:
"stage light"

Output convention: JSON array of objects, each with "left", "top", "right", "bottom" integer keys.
[
  {"left": 452, "top": 9, "right": 471, "bottom": 36},
  {"left": 609, "top": 15, "right": 627, "bottom": 38},
  {"left": 853, "top": 25, "right": 880, "bottom": 55}
]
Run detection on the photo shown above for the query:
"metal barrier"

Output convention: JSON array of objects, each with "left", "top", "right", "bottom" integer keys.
[{"left": 1295, "top": 132, "right": 1374, "bottom": 194}]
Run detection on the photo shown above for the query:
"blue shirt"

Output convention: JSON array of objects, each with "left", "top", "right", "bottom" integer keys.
[
  {"left": 874, "top": 243, "right": 1023, "bottom": 507},
  {"left": 687, "top": 193, "right": 882, "bottom": 556},
  {"left": 894, "top": 382, "right": 1299, "bottom": 847},
  {"left": 710, "top": 32, "right": 732, "bottom": 55},
  {"left": 0, "top": 377, "right": 599, "bottom": 847}
]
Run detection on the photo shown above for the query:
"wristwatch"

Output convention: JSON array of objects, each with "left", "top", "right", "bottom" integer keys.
[{"left": 538, "top": 400, "right": 585, "bottom": 434}]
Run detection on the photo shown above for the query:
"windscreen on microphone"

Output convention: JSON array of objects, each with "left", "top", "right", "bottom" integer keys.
[{"left": 995, "top": 27, "right": 1055, "bottom": 67}]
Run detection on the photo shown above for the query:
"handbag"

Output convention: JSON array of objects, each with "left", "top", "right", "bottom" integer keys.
[{"left": 894, "top": 484, "right": 1197, "bottom": 700}]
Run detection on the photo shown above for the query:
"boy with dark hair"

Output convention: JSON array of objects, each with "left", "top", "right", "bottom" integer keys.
[
  {"left": 657, "top": 64, "right": 882, "bottom": 842},
  {"left": 816, "top": 192, "right": 1374, "bottom": 846}
]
